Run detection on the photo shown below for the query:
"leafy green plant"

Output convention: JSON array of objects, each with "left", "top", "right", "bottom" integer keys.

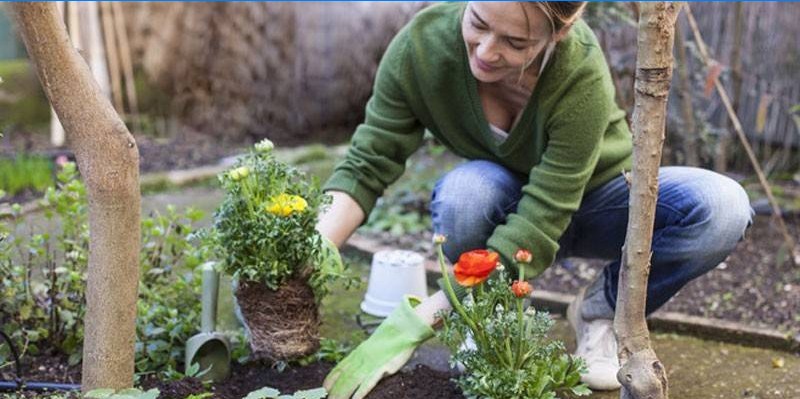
[
  {"left": 434, "top": 238, "right": 590, "bottom": 399},
  {"left": 0, "top": 162, "right": 88, "bottom": 364},
  {"left": 0, "top": 155, "right": 54, "bottom": 197},
  {"left": 212, "top": 139, "right": 346, "bottom": 298},
  {"left": 244, "top": 386, "right": 327, "bottom": 399},
  {"left": 296, "top": 337, "right": 352, "bottom": 366},
  {"left": 0, "top": 162, "right": 238, "bottom": 379},
  {"left": 85, "top": 388, "right": 159, "bottom": 399}
]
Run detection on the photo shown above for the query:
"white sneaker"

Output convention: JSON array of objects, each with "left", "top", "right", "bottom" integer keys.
[{"left": 567, "top": 289, "right": 622, "bottom": 391}]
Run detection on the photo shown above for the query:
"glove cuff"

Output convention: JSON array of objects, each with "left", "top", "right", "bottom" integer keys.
[{"left": 385, "top": 295, "right": 435, "bottom": 343}]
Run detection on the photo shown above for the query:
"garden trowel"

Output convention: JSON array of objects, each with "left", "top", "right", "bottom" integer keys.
[{"left": 185, "top": 262, "right": 231, "bottom": 382}]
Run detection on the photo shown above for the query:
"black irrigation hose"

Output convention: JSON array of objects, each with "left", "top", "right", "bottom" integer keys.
[{"left": 0, "top": 329, "right": 80, "bottom": 392}]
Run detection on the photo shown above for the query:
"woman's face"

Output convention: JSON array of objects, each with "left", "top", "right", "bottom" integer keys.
[{"left": 462, "top": 2, "right": 552, "bottom": 84}]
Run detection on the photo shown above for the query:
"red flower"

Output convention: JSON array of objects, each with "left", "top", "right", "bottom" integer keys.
[
  {"left": 511, "top": 280, "right": 533, "bottom": 298},
  {"left": 453, "top": 250, "right": 499, "bottom": 287},
  {"left": 514, "top": 249, "right": 533, "bottom": 264}
]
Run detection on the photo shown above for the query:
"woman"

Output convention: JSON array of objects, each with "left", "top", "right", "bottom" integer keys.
[{"left": 317, "top": 2, "right": 753, "bottom": 398}]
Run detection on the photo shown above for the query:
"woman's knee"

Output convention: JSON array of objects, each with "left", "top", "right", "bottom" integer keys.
[
  {"left": 431, "top": 160, "right": 524, "bottom": 261},
  {"left": 705, "top": 172, "right": 753, "bottom": 251},
  {"left": 663, "top": 167, "right": 753, "bottom": 253}
]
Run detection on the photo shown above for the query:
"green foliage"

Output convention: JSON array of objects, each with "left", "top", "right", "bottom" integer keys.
[
  {"left": 0, "top": 162, "right": 239, "bottom": 379},
  {"left": 296, "top": 337, "right": 352, "bottom": 366},
  {"left": 437, "top": 261, "right": 588, "bottom": 399},
  {"left": 363, "top": 202, "right": 431, "bottom": 237},
  {"left": 135, "top": 205, "right": 219, "bottom": 378},
  {"left": 0, "top": 162, "right": 88, "bottom": 363},
  {"left": 84, "top": 388, "right": 160, "bottom": 399},
  {"left": 0, "top": 155, "right": 54, "bottom": 197},
  {"left": 361, "top": 137, "right": 451, "bottom": 237},
  {"left": 212, "top": 140, "right": 346, "bottom": 298},
  {"left": 244, "top": 386, "right": 327, "bottom": 399},
  {"left": 0, "top": 59, "right": 51, "bottom": 132}
]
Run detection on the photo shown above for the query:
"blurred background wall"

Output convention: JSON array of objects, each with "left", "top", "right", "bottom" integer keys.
[{"left": 1, "top": 2, "right": 799, "bottom": 172}]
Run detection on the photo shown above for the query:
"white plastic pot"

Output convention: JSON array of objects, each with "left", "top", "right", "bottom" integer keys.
[{"left": 360, "top": 249, "right": 428, "bottom": 317}]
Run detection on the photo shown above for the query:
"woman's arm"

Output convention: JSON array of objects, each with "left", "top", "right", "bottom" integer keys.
[
  {"left": 317, "top": 191, "right": 366, "bottom": 248},
  {"left": 413, "top": 290, "right": 452, "bottom": 326},
  {"left": 317, "top": 191, "right": 452, "bottom": 327}
]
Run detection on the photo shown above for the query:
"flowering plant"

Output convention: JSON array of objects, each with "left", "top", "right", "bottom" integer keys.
[
  {"left": 435, "top": 237, "right": 590, "bottom": 398},
  {"left": 212, "top": 139, "right": 344, "bottom": 297}
]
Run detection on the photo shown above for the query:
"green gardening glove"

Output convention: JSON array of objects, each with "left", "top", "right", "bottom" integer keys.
[{"left": 323, "top": 295, "right": 435, "bottom": 399}]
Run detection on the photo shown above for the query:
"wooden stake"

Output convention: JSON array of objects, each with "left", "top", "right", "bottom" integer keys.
[
  {"left": 101, "top": 2, "right": 125, "bottom": 113},
  {"left": 111, "top": 2, "right": 140, "bottom": 132}
]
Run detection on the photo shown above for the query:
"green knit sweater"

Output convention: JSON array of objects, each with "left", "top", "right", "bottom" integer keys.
[{"left": 324, "top": 3, "right": 632, "bottom": 278}]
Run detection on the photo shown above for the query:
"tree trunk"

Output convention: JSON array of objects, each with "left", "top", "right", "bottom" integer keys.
[
  {"left": 614, "top": 3, "right": 682, "bottom": 399},
  {"left": 11, "top": 3, "right": 141, "bottom": 392}
]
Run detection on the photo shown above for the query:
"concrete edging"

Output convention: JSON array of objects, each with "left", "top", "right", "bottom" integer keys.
[{"left": 343, "top": 232, "right": 800, "bottom": 354}]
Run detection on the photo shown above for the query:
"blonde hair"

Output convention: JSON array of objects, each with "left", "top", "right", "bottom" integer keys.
[
  {"left": 517, "top": 2, "right": 587, "bottom": 84},
  {"left": 533, "top": 2, "right": 587, "bottom": 35}
]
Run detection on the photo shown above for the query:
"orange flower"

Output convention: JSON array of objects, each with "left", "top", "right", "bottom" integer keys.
[
  {"left": 453, "top": 250, "right": 499, "bottom": 287},
  {"left": 511, "top": 280, "right": 533, "bottom": 298},
  {"left": 514, "top": 249, "right": 533, "bottom": 264}
]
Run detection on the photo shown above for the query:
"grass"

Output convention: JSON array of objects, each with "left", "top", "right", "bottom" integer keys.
[{"left": 0, "top": 154, "right": 53, "bottom": 198}]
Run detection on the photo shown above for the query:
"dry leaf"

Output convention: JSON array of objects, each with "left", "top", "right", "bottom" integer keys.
[
  {"left": 772, "top": 357, "right": 785, "bottom": 369},
  {"left": 704, "top": 61, "right": 723, "bottom": 98},
  {"left": 755, "top": 94, "right": 773, "bottom": 135}
]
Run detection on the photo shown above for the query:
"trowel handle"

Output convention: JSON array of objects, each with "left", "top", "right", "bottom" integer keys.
[{"left": 201, "top": 263, "right": 220, "bottom": 333}]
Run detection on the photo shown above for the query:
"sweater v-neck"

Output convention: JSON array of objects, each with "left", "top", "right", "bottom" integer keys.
[{"left": 459, "top": 27, "right": 551, "bottom": 157}]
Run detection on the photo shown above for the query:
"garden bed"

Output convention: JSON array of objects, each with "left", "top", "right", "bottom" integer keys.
[{"left": 142, "top": 362, "right": 460, "bottom": 399}]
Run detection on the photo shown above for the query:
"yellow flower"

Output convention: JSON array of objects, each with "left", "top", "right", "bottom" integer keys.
[{"left": 266, "top": 193, "right": 307, "bottom": 216}]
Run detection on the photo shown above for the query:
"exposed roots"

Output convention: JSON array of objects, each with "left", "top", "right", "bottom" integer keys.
[{"left": 235, "top": 277, "right": 320, "bottom": 362}]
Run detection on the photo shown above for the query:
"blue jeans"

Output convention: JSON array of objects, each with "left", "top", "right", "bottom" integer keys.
[{"left": 430, "top": 160, "right": 754, "bottom": 320}]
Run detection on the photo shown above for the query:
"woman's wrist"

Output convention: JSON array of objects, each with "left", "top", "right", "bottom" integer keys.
[
  {"left": 413, "top": 290, "right": 452, "bottom": 327},
  {"left": 317, "top": 190, "right": 365, "bottom": 248}
]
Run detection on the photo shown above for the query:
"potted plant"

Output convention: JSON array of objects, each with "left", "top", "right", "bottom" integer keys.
[
  {"left": 212, "top": 139, "right": 345, "bottom": 362},
  {"left": 434, "top": 236, "right": 591, "bottom": 399}
]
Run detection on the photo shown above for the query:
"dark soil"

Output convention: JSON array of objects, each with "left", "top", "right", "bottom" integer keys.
[
  {"left": 143, "top": 362, "right": 460, "bottom": 399},
  {"left": 534, "top": 213, "right": 800, "bottom": 333},
  {"left": 0, "top": 353, "right": 80, "bottom": 399},
  {"left": 0, "top": 352, "right": 80, "bottom": 385}
]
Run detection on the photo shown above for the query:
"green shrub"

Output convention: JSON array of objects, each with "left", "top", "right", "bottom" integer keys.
[{"left": 0, "top": 162, "right": 238, "bottom": 379}]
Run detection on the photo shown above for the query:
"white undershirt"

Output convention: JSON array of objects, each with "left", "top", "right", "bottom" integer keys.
[{"left": 488, "top": 42, "right": 556, "bottom": 144}]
